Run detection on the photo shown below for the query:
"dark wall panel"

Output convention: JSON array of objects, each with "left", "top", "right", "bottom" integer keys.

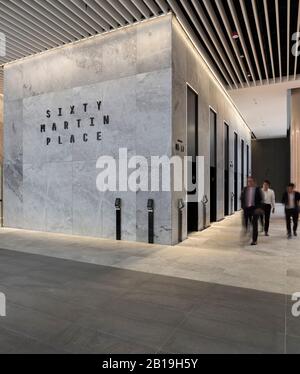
[{"left": 252, "top": 138, "right": 290, "bottom": 202}]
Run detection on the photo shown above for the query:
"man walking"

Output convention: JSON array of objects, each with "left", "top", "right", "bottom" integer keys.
[
  {"left": 261, "top": 180, "right": 276, "bottom": 236},
  {"left": 241, "top": 177, "right": 263, "bottom": 246},
  {"left": 282, "top": 183, "right": 300, "bottom": 239}
]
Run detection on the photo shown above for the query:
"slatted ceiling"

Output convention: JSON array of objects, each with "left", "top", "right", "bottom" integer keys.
[{"left": 0, "top": 0, "right": 300, "bottom": 94}]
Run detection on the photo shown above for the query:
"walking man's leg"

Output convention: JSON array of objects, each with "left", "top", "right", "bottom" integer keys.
[
  {"left": 286, "top": 209, "right": 292, "bottom": 238},
  {"left": 252, "top": 214, "right": 258, "bottom": 244},
  {"left": 244, "top": 209, "right": 249, "bottom": 231},
  {"left": 260, "top": 214, "right": 264, "bottom": 232},
  {"left": 264, "top": 204, "right": 271, "bottom": 235},
  {"left": 293, "top": 209, "right": 299, "bottom": 236}
]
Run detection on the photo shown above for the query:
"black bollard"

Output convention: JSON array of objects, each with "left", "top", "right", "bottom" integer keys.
[
  {"left": 147, "top": 199, "right": 154, "bottom": 244},
  {"left": 202, "top": 195, "right": 209, "bottom": 230},
  {"left": 115, "top": 198, "right": 122, "bottom": 241},
  {"left": 178, "top": 199, "right": 185, "bottom": 243}
]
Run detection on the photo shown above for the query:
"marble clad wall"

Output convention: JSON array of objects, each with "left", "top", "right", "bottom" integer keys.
[
  {"left": 0, "top": 94, "right": 3, "bottom": 164},
  {"left": 171, "top": 17, "right": 252, "bottom": 244},
  {"left": 0, "top": 94, "right": 3, "bottom": 213},
  {"left": 3, "top": 14, "right": 252, "bottom": 245},
  {"left": 4, "top": 16, "right": 173, "bottom": 244}
]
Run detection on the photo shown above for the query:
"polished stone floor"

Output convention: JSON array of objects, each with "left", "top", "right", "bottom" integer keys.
[
  {"left": 0, "top": 249, "right": 298, "bottom": 354},
  {"left": 0, "top": 206, "right": 299, "bottom": 354},
  {"left": 0, "top": 205, "right": 298, "bottom": 295}
]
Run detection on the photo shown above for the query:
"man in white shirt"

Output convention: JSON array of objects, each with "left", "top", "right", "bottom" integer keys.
[{"left": 261, "top": 180, "right": 276, "bottom": 236}]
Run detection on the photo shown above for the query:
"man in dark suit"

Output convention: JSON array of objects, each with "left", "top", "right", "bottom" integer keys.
[
  {"left": 282, "top": 183, "right": 300, "bottom": 239},
  {"left": 241, "top": 177, "right": 263, "bottom": 246}
]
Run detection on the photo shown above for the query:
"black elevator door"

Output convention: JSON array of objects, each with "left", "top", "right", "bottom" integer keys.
[
  {"left": 224, "top": 123, "right": 229, "bottom": 216},
  {"left": 187, "top": 87, "right": 198, "bottom": 233},
  {"left": 241, "top": 140, "right": 245, "bottom": 191},
  {"left": 234, "top": 133, "right": 238, "bottom": 211},
  {"left": 210, "top": 110, "right": 217, "bottom": 223}
]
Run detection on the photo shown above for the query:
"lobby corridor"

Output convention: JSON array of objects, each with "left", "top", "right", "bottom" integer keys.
[{"left": 0, "top": 207, "right": 299, "bottom": 353}]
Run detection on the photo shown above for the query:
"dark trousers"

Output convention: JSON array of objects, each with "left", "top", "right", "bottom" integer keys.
[
  {"left": 244, "top": 207, "right": 259, "bottom": 243},
  {"left": 285, "top": 208, "right": 299, "bottom": 234},
  {"left": 261, "top": 204, "right": 272, "bottom": 233}
]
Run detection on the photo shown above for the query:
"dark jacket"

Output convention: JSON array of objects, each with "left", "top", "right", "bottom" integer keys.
[
  {"left": 241, "top": 187, "right": 263, "bottom": 210},
  {"left": 282, "top": 191, "right": 300, "bottom": 208}
]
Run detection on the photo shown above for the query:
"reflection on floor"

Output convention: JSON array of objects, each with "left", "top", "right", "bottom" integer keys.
[
  {"left": 0, "top": 205, "right": 299, "bottom": 353},
  {"left": 0, "top": 205, "right": 298, "bottom": 295}
]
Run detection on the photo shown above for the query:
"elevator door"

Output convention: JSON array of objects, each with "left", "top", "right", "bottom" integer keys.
[
  {"left": 187, "top": 86, "right": 198, "bottom": 233},
  {"left": 246, "top": 144, "right": 250, "bottom": 178},
  {"left": 210, "top": 109, "right": 217, "bottom": 223},
  {"left": 234, "top": 132, "right": 238, "bottom": 211},
  {"left": 241, "top": 140, "right": 245, "bottom": 190},
  {"left": 224, "top": 123, "right": 229, "bottom": 216}
]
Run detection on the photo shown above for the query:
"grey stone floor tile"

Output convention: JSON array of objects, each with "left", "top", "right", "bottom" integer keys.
[
  {"left": 73, "top": 308, "right": 179, "bottom": 349},
  {"left": 93, "top": 297, "right": 187, "bottom": 326},
  {"left": 46, "top": 324, "right": 157, "bottom": 354},
  {"left": 286, "top": 316, "right": 300, "bottom": 338},
  {"left": 120, "top": 277, "right": 213, "bottom": 312},
  {"left": 0, "top": 302, "right": 72, "bottom": 344},
  {"left": 286, "top": 335, "right": 300, "bottom": 354},
  {"left": 0, "top": 326, "right": 68, "bottom": 354},
  {"left": 208, "top": 283, "right": 286, "bottom": 306},
  {"left": 0, "top": 244, "right": 293, "bottom": 354},
  {"left": 204, "top": 284, "right": 286, "bottom": 319},
  {"left": 0, "top": 284, "right": 91, "bottom": 323},
  {"left": 161, "top": 328, "right": 285, "bottom": 354},
  {"left": 190, "top": 302, "right": 285, "bottom": 333},
  {"left": 179, "top": 314, "right": 285, "bottom": 353}
]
